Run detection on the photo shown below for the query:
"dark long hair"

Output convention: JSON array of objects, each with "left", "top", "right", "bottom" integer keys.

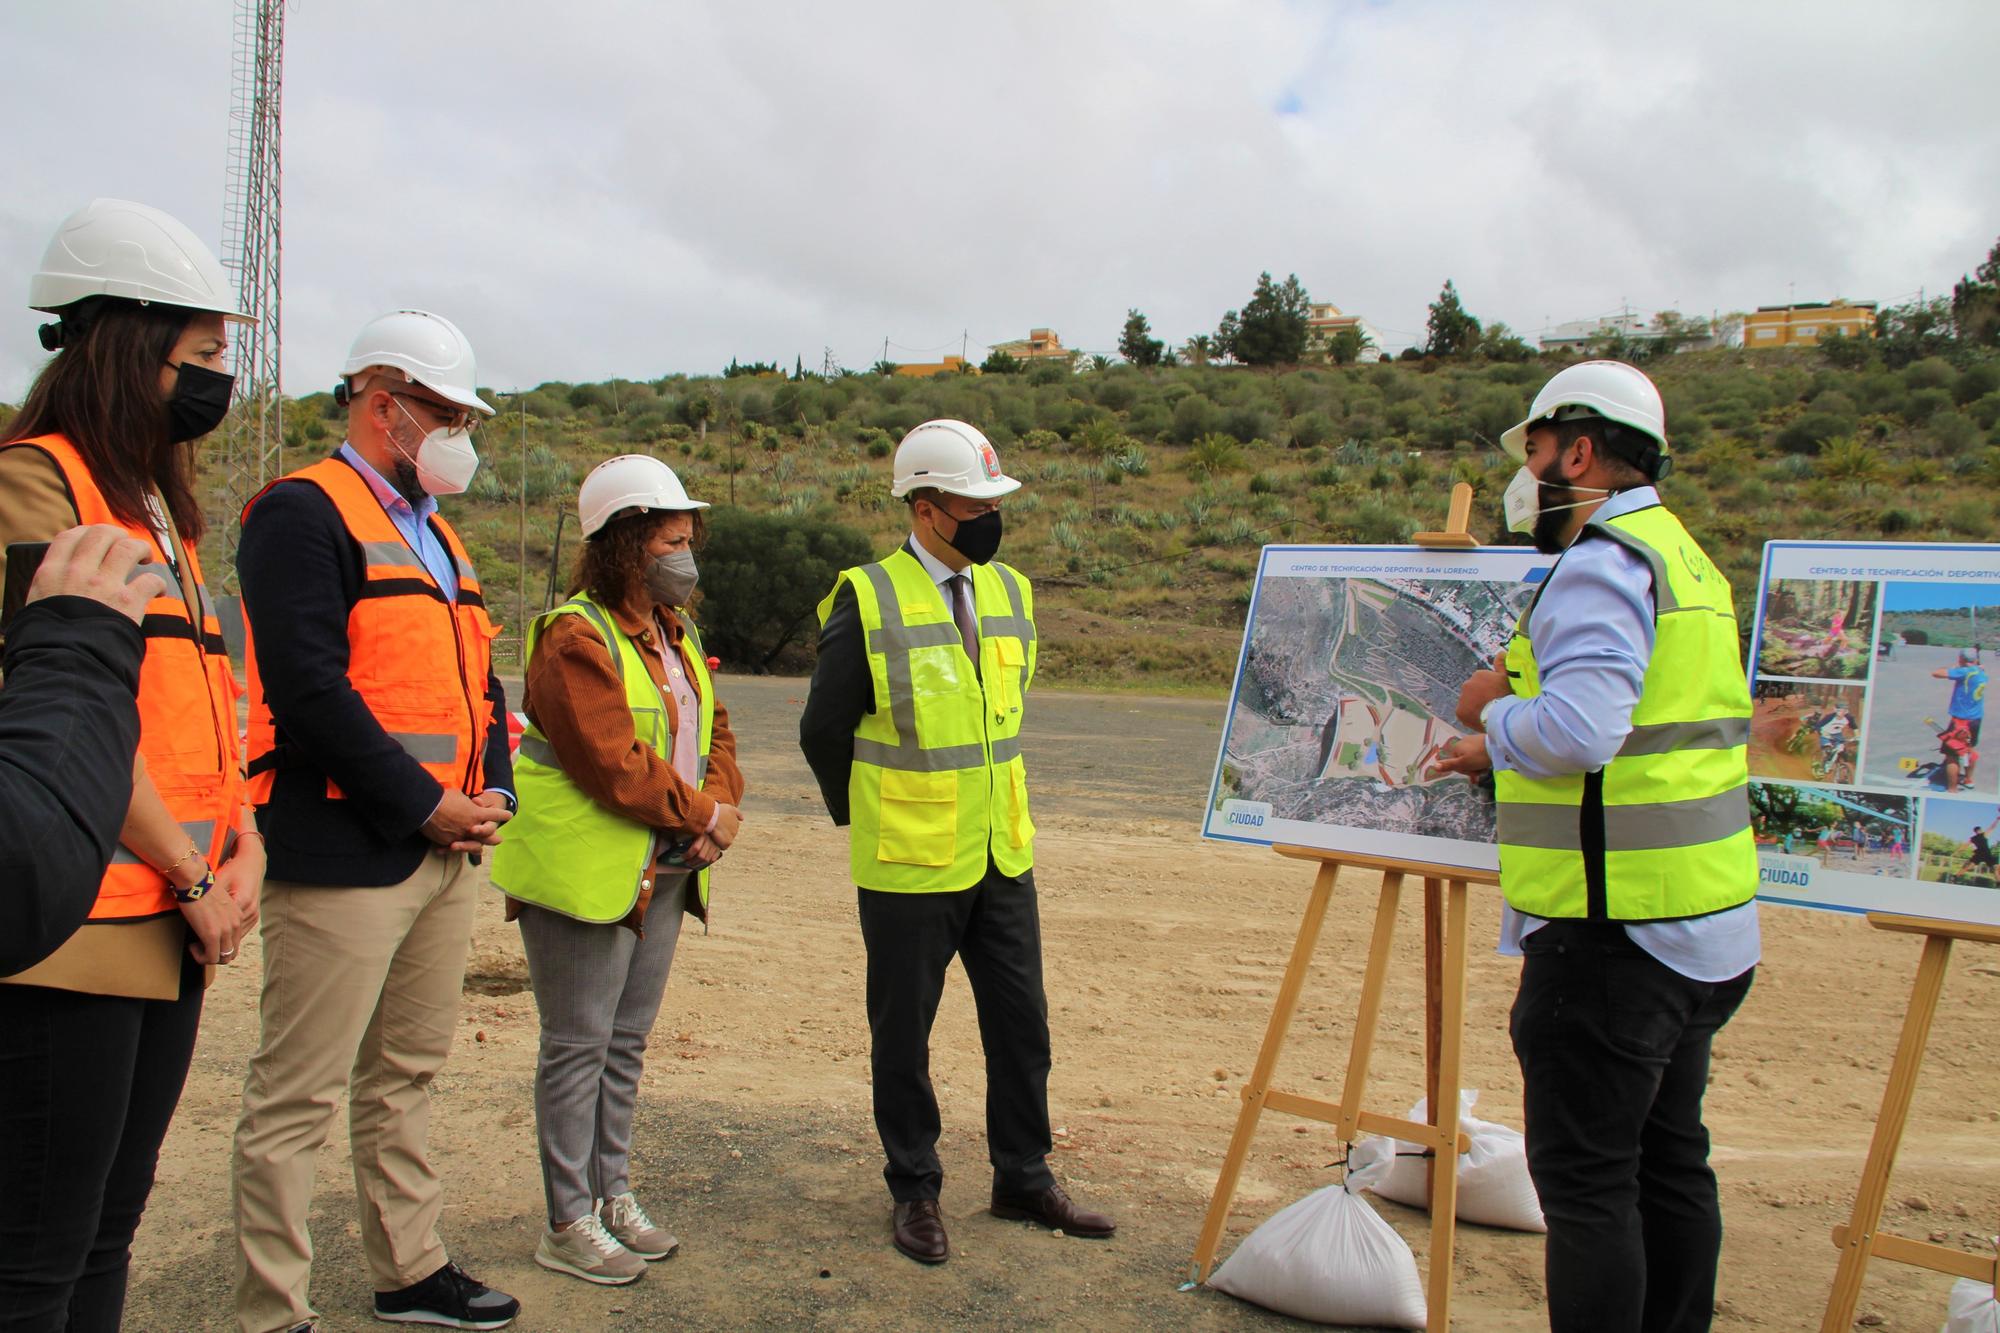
[
  {"left": 2, "top": 297, "right": 207, "bottom": 541},
  {"left": 571, "top": 508, "right": 707, "bottom": 612}
]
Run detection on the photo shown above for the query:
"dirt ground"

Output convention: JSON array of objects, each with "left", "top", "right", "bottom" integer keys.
[
  {"left": 1864, "top": 645, "right": 1996, "bottom": 799},
  {"left": 126, "top": 676, "right": 2000, "bottom": 1331}
]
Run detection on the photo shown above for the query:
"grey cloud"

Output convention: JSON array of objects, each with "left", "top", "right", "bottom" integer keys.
[{"left": 2, "top": 0, "right": 1997, "bottom": 402}]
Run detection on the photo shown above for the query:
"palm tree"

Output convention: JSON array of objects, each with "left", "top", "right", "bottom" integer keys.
[{"left": 1184, "top": 334, "right": 1214, "bottom": 367}]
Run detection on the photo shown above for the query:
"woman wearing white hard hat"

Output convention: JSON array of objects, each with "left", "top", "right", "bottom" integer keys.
[
  {"left": 490, "top": 454, "right": 747, "bottom": 1285},
  {"left": 0, "top": 199, "right": 265, "bottom": 1326}
]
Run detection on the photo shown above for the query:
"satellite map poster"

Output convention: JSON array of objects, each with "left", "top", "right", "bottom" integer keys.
[
  {"left": 1203, "top": 545, "right": 1555, "bottom": 871},
  {"left": 1746, "top": 540, "right": 2000, "bottom": 926}
]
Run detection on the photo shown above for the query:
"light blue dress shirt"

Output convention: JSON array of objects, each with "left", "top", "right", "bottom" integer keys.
[
  {"left": 1487, "top": 486, "right": 1761, "bottom": 983},
  {"left": 338, "top": 442, "right": 459, "bottom": 602}
]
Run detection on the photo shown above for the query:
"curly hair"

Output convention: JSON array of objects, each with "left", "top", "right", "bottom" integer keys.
[{"left": 571, "top": 507, "right": 707, "bottom": 611}]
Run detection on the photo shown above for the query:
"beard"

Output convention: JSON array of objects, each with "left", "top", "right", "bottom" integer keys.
[
  {"left": 1530, "top": 466, "right": 1573, "bottom": 554},
  {"left": 386, "top": 423, "right": 429, "bottom": 503},
  {"left": 1530, "top": 500, "right": 1570, "bottom": 554}
]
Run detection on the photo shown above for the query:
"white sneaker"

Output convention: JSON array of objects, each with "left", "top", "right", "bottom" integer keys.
[
  {"left": 601, "top": 1191, "right": 680, "bottom": 1261},
  {"left": 534, "top": 1213, "right": 647, "bottom": 1285}
]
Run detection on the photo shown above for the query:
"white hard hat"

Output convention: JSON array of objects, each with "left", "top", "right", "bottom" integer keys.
[
  {"left": 890, "top": 419, "right": 1021, "bottom": 500},
  {"left": 1500, "top": 360, "right": 1669, "bottom": 471},
  {"left": 341, "top": 309, "right": 495, "bottom": 416},
  {"left": 29, "top": 198, "right": 249, "bottom": 320},
  {"left": 578, "top": 453, "right": 708, "bottom": 539}
]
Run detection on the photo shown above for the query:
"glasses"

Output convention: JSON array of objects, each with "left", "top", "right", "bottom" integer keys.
[{"left": 392, "top": 392, "right": 479, "bottom": 435}]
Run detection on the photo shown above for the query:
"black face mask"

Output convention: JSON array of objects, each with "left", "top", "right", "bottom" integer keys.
[
  {"left": 165, "top": 361, "right": 235, "bottom": 443},
  {"left": 941, "top": 507, "right": 1003, "bottom": 565}
]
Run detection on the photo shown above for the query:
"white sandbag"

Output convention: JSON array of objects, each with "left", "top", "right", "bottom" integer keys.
[
  {"left": 1208, "top": 1156, "right": 1427, "bottom": 1329},
  {"left": 1944, "top": 1278, "right": 2000, "bottom": 1333},
  {"left": 1347, "top": 1089, "right": 1546, "bottom": 1233}
]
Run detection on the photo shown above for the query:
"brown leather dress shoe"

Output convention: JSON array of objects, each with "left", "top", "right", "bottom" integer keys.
[
  {"left": 891, "top": 1199, "right": 949, "bottom": 1264},
  {"left": 989, "top": 1182, "right": 1116, "bottom": 1237}
]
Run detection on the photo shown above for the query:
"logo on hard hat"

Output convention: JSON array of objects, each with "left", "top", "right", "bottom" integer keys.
[{"left": 979, "top": 443, "right": 1001, "bottom": 479}]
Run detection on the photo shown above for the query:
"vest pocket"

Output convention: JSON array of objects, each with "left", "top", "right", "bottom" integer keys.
[
  {"left": 993, "top": 637, "right": 1026, "bottom": 716},
  {"left": 877, "top": 769, "right": 957, "bottom": 867},
  {"left": 1004, "top": 762, "right": 1035, "bottom": 848}
]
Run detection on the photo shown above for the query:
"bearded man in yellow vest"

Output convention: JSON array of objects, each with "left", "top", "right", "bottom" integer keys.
[
  {"left": 1434, "top": 361, "right": 1758, "bottom": 1333},
  {"left": 799, "top": 420, "right": 1114, "bottom": 1265}
]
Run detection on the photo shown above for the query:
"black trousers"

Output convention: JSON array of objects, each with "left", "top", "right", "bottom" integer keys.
[
  {"left": 1510, "top": 920, "right": 1753, "bottom": 1333},
  {"left": 0, "top": 953, "right": 204, "bottom": 1333},
  {"left": 857, "top": 861, "right": 1056, "bottom": 1203}
]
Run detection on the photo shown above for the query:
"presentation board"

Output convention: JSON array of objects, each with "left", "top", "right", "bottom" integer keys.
[
  {"left": 1746, "top": 541, "right": 2000, "bottom": 925},
  {"left": 1202, "top": 544, "right": 1554, "bottom": 871}
]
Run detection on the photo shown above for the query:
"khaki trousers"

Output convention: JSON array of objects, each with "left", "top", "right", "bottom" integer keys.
[{"left": 231, "top": 853, "right": 476, "bottom": 1333}]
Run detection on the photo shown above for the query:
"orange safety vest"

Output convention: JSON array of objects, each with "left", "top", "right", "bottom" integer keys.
[
  {"left": 2, "top": 435, "right": 241, "bottom": 921},
  {"left": 241, "top": 456, "right": 497, "bottom": 805}
]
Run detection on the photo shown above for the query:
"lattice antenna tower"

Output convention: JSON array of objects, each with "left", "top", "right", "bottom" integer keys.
[{"left": 219, "top": 0, "right": 285, "bottom": 555}]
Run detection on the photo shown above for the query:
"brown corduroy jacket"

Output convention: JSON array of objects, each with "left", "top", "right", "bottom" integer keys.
[{"left": 507, "top": 600, "right": 745, "bottom": 932}]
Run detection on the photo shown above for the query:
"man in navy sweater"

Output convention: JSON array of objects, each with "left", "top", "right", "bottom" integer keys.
[{"left": 229, "top": 311, "right": 520, "bottom": 1333}]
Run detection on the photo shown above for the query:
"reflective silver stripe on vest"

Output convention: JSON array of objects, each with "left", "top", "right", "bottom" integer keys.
[
  {"left": 857, "top": 562, "right": 990, "bottom": 774},
  {"left": 1584, "top": 518, "right": 1680, "bottom": 613},
  {"left": 359, "top": 539, "right": 419, "bottom": 569},
  {"left": 197, "top": 583, "right": 219, "bottom": 622},
  {"left": 111, "top": 818, "right": 218, "bottom": 866},
  {"left": 1499, "top": 784, "right": 1751, "bottom": 852},
  {"left": 390, "top": 731, "right": 459, "bottom": 764},
  {"left": 1616, "top": 716, "right": 1751, "bottom": 757},
  {"left": 991, "top": 735, "right": 1023, "bottom": 764},
  {"left": 980, "top": 564, "right": 1038, "bottom": 646},
  {"left": 518, "top": 734, "right": 559, "bottom": 768}
]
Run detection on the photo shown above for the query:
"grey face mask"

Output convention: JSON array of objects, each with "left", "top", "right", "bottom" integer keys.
[{"left": 645, "top": 549, "right": 698, "bottom": 606}]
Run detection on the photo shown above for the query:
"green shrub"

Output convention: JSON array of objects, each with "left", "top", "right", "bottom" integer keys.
[
  {"left": 698, "top": 506, "right": 874, "bottom": 670},
  {"left": 1773, "top": 411, "right": 1849, "bottom": 455},
  {"left": 1903, "top": 357, "right": 1958, "bottom": 393},
  {"left": 1953, "top": 360, "right": 2000, "bottom": 406},
  {"left": 1875, "top": 507, "right": 1916, "bottom": 534},
  {"left": 1185, "top": 433, "right": 1245, "bottom": 477},
  {"left": 1170, "top": 394, "right": 1222, "bottom": 443}
]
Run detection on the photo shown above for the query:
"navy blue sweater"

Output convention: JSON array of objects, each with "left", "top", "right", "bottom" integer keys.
[{"left": 237, "top": 464, "right": 512, "bottom": 886}]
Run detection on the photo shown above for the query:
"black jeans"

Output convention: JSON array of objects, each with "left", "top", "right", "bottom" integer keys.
[
  {"left": 1510, "top": 920, "right": 1753, "bottom": 1333},
  {"left": 0, "top": 954, "right": 204, "bottom": 1333},
  {"left": 857, "top": 861, "right": 1056, "bottom": 1203}
]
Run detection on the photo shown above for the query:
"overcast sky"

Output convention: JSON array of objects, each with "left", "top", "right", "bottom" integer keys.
[{"left": 2, "top": 1, "right": 1996, "bottom": 400}]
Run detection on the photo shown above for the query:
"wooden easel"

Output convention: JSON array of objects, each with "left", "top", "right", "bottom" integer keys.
[
  {"left": 1190, "top": 848, "right": 1497, "bottom": 1328},
  {"left": 1192, "top": 482, "right": 1494, "bottom": 1328},
  {"left": 1820, "top": 912, "right": 2000, "bottom": 1330}
]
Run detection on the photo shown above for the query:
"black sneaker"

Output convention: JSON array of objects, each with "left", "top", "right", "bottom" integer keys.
[{"left": 373, "top": 1262, "right": 521, "bottom": 1330}]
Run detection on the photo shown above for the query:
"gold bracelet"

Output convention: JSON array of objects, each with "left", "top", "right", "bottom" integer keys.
[{"left": 162, "top": 843, "right": 204, "bottom": 878}]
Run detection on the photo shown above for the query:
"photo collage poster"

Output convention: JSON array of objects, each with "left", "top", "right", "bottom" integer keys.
[{"left": 1747, "top": 541, "right": 1999, "bottom": 925}]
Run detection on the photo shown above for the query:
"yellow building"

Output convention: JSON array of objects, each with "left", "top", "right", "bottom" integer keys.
[
  {"left": 1741, "top": 300, "right": 1876, "bottom": 348},
  {"left": 892, "top": 354, "right": 972, "bottom": 378},
  {"left": 988, "top": 328, "right": 1075, "bottom": 364}
]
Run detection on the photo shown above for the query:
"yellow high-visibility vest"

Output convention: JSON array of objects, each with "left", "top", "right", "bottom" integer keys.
[
  {"left": 1496, "top": 504, "right": 1757, "bottom": 921},
  {"left": 492, "top": 592, "right": 714, "bottom": 922},
  {"left": 819, "top": 547, "right": 1037, "bottom": 892}
]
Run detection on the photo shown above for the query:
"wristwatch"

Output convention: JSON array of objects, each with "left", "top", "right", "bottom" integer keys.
[
  {"left": 174, "top": 867, "right": 216, "bottom": 904},
  {"left": 1478, "top": 698, "right": 1500, "bottom": 730}
]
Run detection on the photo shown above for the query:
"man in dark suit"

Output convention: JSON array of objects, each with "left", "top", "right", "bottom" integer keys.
[{"left": 800, "top": 419, "right": 1113, "bottom": 1265}]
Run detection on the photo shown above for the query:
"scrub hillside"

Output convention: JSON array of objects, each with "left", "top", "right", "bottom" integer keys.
[{"left": 9, "top": 339, "right": 1992, "bottom": 690}]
